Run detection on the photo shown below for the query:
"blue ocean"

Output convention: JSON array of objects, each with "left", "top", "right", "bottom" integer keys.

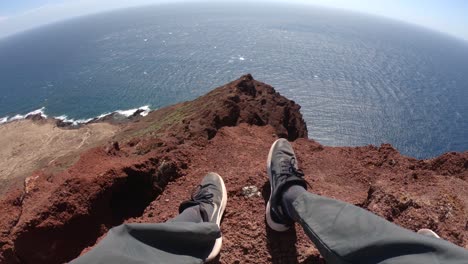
[{"left": 0, "top": 3, "right": 467, "bottom": 159}]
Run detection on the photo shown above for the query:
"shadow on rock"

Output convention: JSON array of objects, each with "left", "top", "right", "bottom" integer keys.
[{"left": 262, "top": 182, "right": 299, "bottom": 263}]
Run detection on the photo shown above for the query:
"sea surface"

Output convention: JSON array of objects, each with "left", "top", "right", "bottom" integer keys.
[{"left": 0, "top": 3, "right": 467, "bottom": 158}]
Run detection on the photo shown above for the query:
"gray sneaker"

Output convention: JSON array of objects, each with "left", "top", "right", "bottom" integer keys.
[
  {"left": 266, "top": 138, "right": 307, "bottom": 231},
  {"left": 179, "top": 172, "right": 227, "bottom": 261}
]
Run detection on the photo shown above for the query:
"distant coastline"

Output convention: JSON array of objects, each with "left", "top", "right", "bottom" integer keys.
[{"left": 0, "top": 105, "right": 152, "bottom": 127}]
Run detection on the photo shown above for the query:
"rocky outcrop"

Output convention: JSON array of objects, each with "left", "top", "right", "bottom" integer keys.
[
  {"left": 0, "top": 75, "right": 466, "bottom": 264},
  {"left": 134, "top": 73, "right": 308, "bottom": 141}
]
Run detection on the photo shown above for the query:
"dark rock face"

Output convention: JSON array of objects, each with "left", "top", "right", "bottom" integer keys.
[
  {"left": 25, "top": 114, "right": 45, "bottom": 121},
  {"left": 230, "top": 74, "right": 308, "bottom": 141},
  {"left": 0, "top": 75, "right": 466, "bottom": 264},
  {"left": 159, "top": 74, "right": 308, "bottom": 141}
]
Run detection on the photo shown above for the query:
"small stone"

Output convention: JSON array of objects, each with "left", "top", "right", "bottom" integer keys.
[
  {"left": 165, "top": 199, "right": 169, "bottom": 202},
  {"left": 105, "top": 141, "right": 120, "bottom": 154},
  {"left": 25, "top": 175, "right": 40, "bottom": 194},
  {"left": 241, "top": 185, "right": 261, "bottom": 198}
]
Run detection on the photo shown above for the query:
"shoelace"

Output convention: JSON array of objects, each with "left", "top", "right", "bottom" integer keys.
[
  {"left": 278, "top": 157, "right": 311, "bottom": 188},
  {"left": 191, "top": 184, "right": 215, "bottom": 222},
  {"left": 189, "top": 183, "right": 215, "bottom": 206},
  {"left": 279, "top": 157, "right": 304, "bottom": 177}
]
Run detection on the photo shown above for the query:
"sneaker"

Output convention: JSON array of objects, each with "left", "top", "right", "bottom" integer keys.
[
  {"left": 266, "top": 138, "right": 307, "bottom": 231},
  {"left": 178, "top": 172, "right": 228, "bottom": 261}
]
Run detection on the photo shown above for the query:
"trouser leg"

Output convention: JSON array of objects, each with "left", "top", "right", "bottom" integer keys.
[
  {"left": 169, "top": 205, "right": 203, "bottom": 223},
  {"left": 290, "top": 192, "right": 468, "bottom": 264},
  {"left": 70, "top": 222, "right": 220, "bottom": 264}
]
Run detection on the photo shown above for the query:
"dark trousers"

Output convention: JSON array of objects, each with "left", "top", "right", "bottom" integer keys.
[
  {"left": 72, "top": 192, "right": 468, "bottom": 264},
  {"left": 292, "top": 192, "right": 468, "bottom": 264}
]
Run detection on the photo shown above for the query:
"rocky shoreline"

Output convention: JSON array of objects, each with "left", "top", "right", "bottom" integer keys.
[
  {"left": 0, "top": 75, "right": 466, "bottom": 263},
  {"left": 25, "top": 107, "right": 148, "bottom": 128}
]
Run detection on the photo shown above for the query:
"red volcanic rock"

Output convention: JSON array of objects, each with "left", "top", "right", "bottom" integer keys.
[
  {"left": 149, "top": 73, "right": 308, "bottom": 141},
  {"left": 0, "top": 75, "right": 467, "bottom": 264}
]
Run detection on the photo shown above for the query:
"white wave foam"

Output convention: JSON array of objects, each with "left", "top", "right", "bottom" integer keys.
[
  {"left": 1, "top": 107, "right": 48, "bottom": 123},
  {"left": 138, "top": 105, "right": 151, "bottom": 116},
  {"left": 91, "top": 105, "right": 151, "bottom": 120},
  {"left": 96, "top": 112, "right": 113, "bottom": 119},
  {"left": 53, "top": 115, "right": 94, "bottom": 126},
  {"left": 1, "top": 105, "right": 151, "bottom": 126},
  {"left": 0, "top": 116, "right": 8, "bottom": 124},
  {"left": 115, "top": 105, "right": 151, "bottom": 117}
]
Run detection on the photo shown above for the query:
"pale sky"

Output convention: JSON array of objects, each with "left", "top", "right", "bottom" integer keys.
[{"left": 0, "top": 0, "right": 467, "bottom": 41}]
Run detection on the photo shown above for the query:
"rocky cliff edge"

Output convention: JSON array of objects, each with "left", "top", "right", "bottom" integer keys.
[{"left": 0, "top": 75, "right": 466, "bottom": 264}]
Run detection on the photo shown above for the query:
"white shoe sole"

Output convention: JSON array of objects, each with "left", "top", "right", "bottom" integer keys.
[
  {"left": 266, "top": 139, "right": 290, "bottom": 232},
  {"left": 417, "top": 228, "right": 440, "bottom": 239},
  {"left": 205, "top": 173, "right": 228, "bottom": 262}
]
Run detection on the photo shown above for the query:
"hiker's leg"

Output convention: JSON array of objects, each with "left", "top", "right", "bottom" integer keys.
[
  {"left": 71, "top": 173, "right": 227, "bottom": 264},
  {"left": 265, "top": 138, "right": 468, "bottom": 264},
  {"left": 70, "top": 222, "right": 219, "bottom": 264},
  {"left": 287, "top": 189, "right": 468, "bottom": 264},
  {"left": 169, "top": 205, "right": 204, "bottom": 223}
]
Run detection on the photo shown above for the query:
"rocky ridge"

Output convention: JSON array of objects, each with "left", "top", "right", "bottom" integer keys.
[{"left": 0, "top": 75, "right": 466, "bottom": 264}]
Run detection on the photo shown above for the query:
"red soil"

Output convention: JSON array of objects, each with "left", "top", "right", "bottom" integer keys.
[{"left": 0, "top": 75, "right": 466, "bottom": 263}]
